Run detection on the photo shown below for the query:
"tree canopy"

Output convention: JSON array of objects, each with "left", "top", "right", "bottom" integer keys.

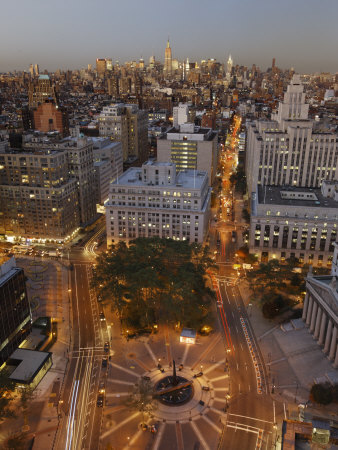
[{"left": 92, "top": 237, "right": 215, "bottom": 331}]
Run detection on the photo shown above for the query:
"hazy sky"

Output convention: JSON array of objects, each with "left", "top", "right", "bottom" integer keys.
[{"left": 1, "top": 0, "right": 337, "bottom": 73}]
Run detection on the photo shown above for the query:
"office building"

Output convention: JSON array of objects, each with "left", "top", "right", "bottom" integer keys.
[
  {"left": 164, "top": 39, "right": 172, "bottom": 76},
  {"left": 0, "top": 256, "right": 31, "bottom": 366},
  {"left": 246, "top": 75, "right": 338, "bottom": 195},
  {"left": 173, "top": 103, "right": 189, "bottom": 127},
  {"left": 98, "top": 103, "right": 148, "bottom": 163},
  {"left": 249, "top": 182, "right": 338, "bottom": 266},
  {"left": 28, "top": 75, "right": 57, "bottom": 108},
  {"left": 105, "top": 161, "right": 211, "bottom": 245},
  {"left": 157, "top": 123, "right": 218, "bottom": 184}
]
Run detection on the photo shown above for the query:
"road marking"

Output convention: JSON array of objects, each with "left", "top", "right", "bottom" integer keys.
[
  {"left": 152, "top": 423, "right": 165, "bottom": 450},
  {"left": 122, "top": 429, "right": 143, "bottom": 450},
  {"left": 283, "top": 402, "right": 287, "bottom": 420},
  {"left": 105, "top": 392, "right": 129, "bottom": 397},
  {"left": 203, "top": 359, "right": 225, "bottom": 375},
  {"left": 182, "top": 343, "right": 190, "bottom": 365},
  {"left": 191, "top": 420, "right": 210, "bottom": 450},
  {"left": 209, "top": 374, "right": 228, "bottom": 382},
  {"left": 248, "top": 384, "right": 251, "bottom": 391},
  {"left": 236, "top": 363, "right": 239, "bottom": 371},
  {"left": 213, "top": 397, "right": 227, "bottom": 403},
  {"left": 101, "top": 411, "right": 140, "bottom": 440},
  {"left": 190, "top": 334, "right": 222, "bottom": 370},
  {"left": 144, "top": 342, "right": 158, "bottom": 365},
  {"left": 175, "top": 422, "right": 184, "bottom": 450},
  {"left": 202, "top": 414, "right": 222, "bottom": 433},
  {"left": 109, "top": 362, "right": 140, "bottom": 377},
  {"left": 240, "top": 343, "right": 243, "bottom": 351},
  {"left": 107, "top": 379, "right": 135, "bottom": 386},
  {"left": 239, "top": 383, "right": 241, "bottom": 392},
  {"left": 273, "top": 400, "right": 276, "bottom": 424},
  {"left": 228, "top": 413, "right": 274, "bottom": 424},
  {"left": 213, "top": 387, "right": 228, "bottom": 392},
  {"left": 226, "top": 421, "right": 262, "bottom": 435}
]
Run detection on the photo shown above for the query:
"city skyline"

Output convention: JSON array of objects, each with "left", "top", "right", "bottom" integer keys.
[{"left": 0, "top": 0, "right": 337, "bottom": 73}]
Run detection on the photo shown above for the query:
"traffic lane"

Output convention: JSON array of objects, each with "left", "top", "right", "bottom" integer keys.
[{"left": 75, "top": 264, "right": 95, "bottom": 349}]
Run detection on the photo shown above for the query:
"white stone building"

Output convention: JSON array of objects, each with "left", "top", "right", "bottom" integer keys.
[
  {"left": 303, "top": 247, "right": 338, "bottom": 368},
  {"left": 249, "top": 182, "right": 338, "bottom": 266},
  {"left": 173, "top": 103, "right": 189, "bottom": 128},
  {"left": 246, "top": 75, "right": 338, "bottom": 195},
  {"left": 105, "top": 161, "right": 211, "bottom": 245}
]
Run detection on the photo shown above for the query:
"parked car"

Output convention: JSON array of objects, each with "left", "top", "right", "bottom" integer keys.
[
  {"left": 104, "top": 342, "right": 109, "bottom": 353},
  {"left": 102, "top": 357, "right": 108, "bottom": 368}
]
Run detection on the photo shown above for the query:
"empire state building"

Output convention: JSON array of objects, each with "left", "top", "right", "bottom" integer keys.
[{"left": 164, "top": 38, "right": 172, "bottom": 76}]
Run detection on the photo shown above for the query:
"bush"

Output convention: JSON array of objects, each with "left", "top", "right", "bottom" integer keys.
[
  {"left": 262, "top": 294, "right": 289, "bottom": 319},
  {"left": 310, "top": 383, "right": 333, "bottom": 405}
]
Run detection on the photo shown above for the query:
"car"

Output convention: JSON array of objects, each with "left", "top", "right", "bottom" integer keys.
[
  {"left": 193, "top": 372, "right": 203, "bottom": 378},
  {"left": 99, "top": 312, "right": 105, "bottom": 321},
  {"left": 104, "top": 342, "right": 109, "bottom": 353},
  {"left": 99, "top": 381, "right": 105, "bottom": 390},
  {"left": 202, "top": 386, "right": 210, "bottom": 391},
  {"left": 142, "top": 376, "right": 151, "bottom": 381},
  {"left": 102, "top": 357, "right": 108, "bottom": 368},
  {"left": 97, "top": 393, "right": 104, "bottom": 407}
]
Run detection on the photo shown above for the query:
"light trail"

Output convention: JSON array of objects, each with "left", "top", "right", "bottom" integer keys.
[{"left": 65, "top": 379, "right": 80, "bottom": 450}]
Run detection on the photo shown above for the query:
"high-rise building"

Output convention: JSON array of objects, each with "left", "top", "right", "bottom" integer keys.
[
  {"left": 29, "top": 64, "right": 34, "bottom": 77},
  {"left": 28, "top": 75, "right": 57, "bottom": 108},
  {"left": 0, "top": 256, "right": 32, "bottom": 366},
  {"left": 105, "top": 161, "right": 211, "bottom": 245},
  {"left": 96, "top": 58, "right": 107, "bottom": 77},
  {"left": 33, "top": 101, "right": 69, "bottom": 137},
  {"left": 34, "top": 64, "right": 39, "bottom": 76},
  {"left": 107, "top": 76, "right": 119, "bottom": 98},
  {"left": 164, "top": 38, "right": 172, "bottom": 76},
  {"left": 246, "top": 75, "right": 338, "bottom": 195},
  {"left": 106, "top": 58, "right": 113, "bottom": 71},
  {"left": 98, "top": 103, "right": 148, "bottom": 163},
  {"left": 226, "top": 54, "right": 233, "bottom": 77},
  {"left": 157, "top": 123, "right": 218, "bottom": 184},
  {"left": 173, "top": 103, "right": 189, "bottom": 127},
  {"left": 0, "top": 145, "right": 80, "bottom": 241}
]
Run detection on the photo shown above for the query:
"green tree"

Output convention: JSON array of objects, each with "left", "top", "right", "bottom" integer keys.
[
  {"left": 310, "top": 383, "right": 333, "bottom": 405},
  {"left": 0, "top": 370, "right": 17, "bottom": 421},
  {"left": 92, "top": 238, "right": 215, "bottom": 331},
  {"left": 124, "top": 378, "right": 157, "bottom": 426}
]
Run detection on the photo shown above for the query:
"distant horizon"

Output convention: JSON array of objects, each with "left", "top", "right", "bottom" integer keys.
[{"left": 0, "top": 0, "right": 337, "bottom": 74}]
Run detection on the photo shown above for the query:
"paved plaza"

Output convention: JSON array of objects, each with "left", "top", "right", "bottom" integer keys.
[{"left": 101, "top": 325, "right": 229, "bottom": 450}]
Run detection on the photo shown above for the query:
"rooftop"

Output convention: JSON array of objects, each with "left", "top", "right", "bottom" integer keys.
[
  {"left": 114, "top": 167, "right": 207, "bottom": 190},
  {"left": 257, "top": 185, "right": 338, "bottom": 209},
  {"left": 8, "top": 348, "right": 51, "bottom": 383}
]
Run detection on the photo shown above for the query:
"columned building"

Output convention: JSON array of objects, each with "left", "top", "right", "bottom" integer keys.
[{"left": 303, "top": 250, "right": 338, "bottom": 368}]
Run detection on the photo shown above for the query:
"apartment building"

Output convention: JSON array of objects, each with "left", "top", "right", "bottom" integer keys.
[
  {"left": 246, "top": 75, "right": 338, "bottom": 195},
  {"left": 105, "top": 161, "right": 211, "bottom": 245},
  {"left": 98, "top": 103, "right": 148, "bottom": 163},
  {"left": 0, "top": 147, "right": 79, "bottom": 241},
  {"left": 24, "top": 136, "right": 98, "bottom": 226},
  {"left": 157, "top": 123, "right": 218, "bottom": 184},
  {"left": 249, "top": 182, "right": 338, "bottom": 266}
]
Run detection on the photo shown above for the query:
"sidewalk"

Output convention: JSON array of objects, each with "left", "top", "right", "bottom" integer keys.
[
  {"left": 238, "top": 280, "right": 338, "bottom": 418},
  {"left": 13, "top": 258, "right": 72, "bottom": 449}
]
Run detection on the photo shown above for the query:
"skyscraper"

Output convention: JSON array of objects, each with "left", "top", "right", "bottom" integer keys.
[
  {"left": 226, "top": 54, "right": 233, "bottom": 78},
  {"left": 164, "top": 38, "right": 172, "bottom": 76}
]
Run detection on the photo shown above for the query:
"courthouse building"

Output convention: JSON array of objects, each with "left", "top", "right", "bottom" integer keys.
[{"left": 303, "top": 244, "right": 338, "bottom": 368}]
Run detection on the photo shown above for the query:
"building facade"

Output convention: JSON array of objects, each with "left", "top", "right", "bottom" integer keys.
[
  {"left": 157, "top": 123, "right": 218, "bottom": 184},
  {"left": 249, "top": 183, "right": 338, "bottom": 266},
  {"left": 173, "top": 103, "right": 189, "bottom": 128},
  {"left": 0, "top": 146, "right": 80, "bottom": 241},
  {"left": 0, "top": 257, "right": 31, "bottom": 366},
  {"left": 246, "top": 75, "right": 338, "bottom": 195},
  {"left": 302, "top": 264, "right": 338, "bottom": 368},
  {"left": 164, "top": 39, "right": 172, "bottom": 76},
  {"left": 105, "top": 161, "right": 211, "bottom": 245},
  {"left": 98, "top": 104, "right": 148, "bottom": 163},
  {"left": 33, "top": 101, "right": 69, "bottom": 137},
  {"left": 28, "top": 75, "right": 57, "bottom": 108}
]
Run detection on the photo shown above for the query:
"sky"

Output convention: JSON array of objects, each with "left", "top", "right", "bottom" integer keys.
[{"left": 0, "top": 0, "right": 337, "bottom": 74}]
